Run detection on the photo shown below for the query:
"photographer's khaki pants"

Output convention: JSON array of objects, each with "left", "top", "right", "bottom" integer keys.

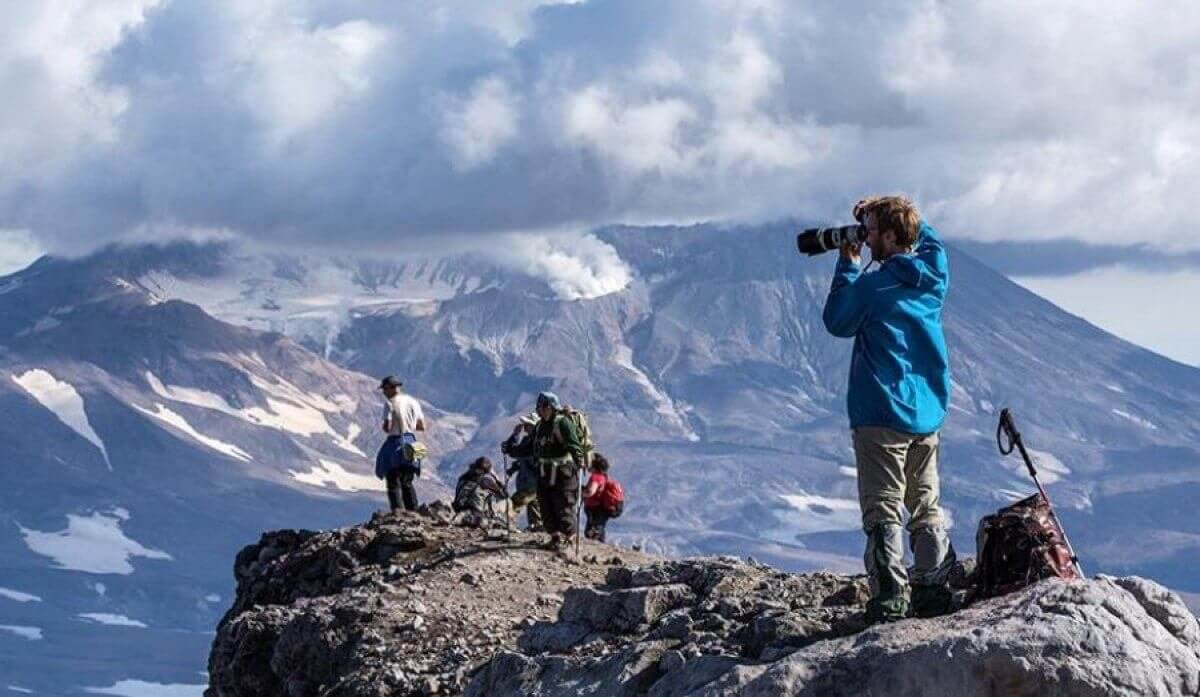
[{"left": 853, "top": 426, "right": 953, "bottom": 593}]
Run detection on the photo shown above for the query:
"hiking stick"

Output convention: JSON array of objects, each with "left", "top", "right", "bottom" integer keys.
[
  {"left": 502, "top": 452, "right": 511, "bottom": 535},
  {"left": 575, "top": 452, "right": 591, "bottom": 559},
  {"left": 997, "top": 408, "right": 1085, "bottom": 577}
]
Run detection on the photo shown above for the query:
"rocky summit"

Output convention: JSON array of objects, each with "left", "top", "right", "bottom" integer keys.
[{"left": 207, "top": 508, "right": 1200, "bottom": 697}]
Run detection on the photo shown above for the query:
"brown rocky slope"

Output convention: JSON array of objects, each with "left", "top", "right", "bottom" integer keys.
[{"left": 206, "top": 506, "right": 1200, "bottom": 696}]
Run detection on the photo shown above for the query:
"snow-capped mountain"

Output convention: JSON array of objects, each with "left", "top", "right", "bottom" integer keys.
[
  {"left": 334, "top": 224, "right": 1200, "bottom": 582},
  {"left": 2, "top": 225, "right": 1199, "bottom": 693},
  {"left": 0, "top": 246, "right": 474, "bottom": 694}
]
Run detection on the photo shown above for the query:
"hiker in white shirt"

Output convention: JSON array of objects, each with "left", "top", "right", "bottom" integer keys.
[{"left": 374, "top": 375, "right": 427, "bottom": 512}]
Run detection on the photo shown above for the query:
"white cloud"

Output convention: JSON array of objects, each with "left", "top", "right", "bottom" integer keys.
[
  {"left": 235, "top": 15, "right": 390, "bottom": 147},
  {"left": 0, "top": 230, "right": 42, "bottom": 275},
  {"left": 499, "top": 231, "right": 632, "bottom": 300},
  {"left": 0, "top": 0, "right": 163, "bottom": 182},
  {"left": 0, "top": 0, "right": 1198, "bottom": 254},
  {"left": 440, "top": 76, "right": 520, "bottom": 170}
]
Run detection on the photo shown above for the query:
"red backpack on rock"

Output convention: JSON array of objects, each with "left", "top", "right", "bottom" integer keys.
[
  {"left": 973, "top": 493, "right": 1081, "bottom": 599},
  {"left": 601, "top": 478, "right": 625, "bottom": 518}
]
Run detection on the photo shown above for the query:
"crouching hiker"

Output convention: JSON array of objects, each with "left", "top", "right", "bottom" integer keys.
[
  {"left": 374, "top": 376, "right": 427, "bottom": 513},
  {"left": 503, "top": 414, "right": 544, "bottom": 531},
  {"left": 582, "top": 453, "right": 624, "bottom": 543},
  {"left": 452, "top": 457, "right": 507, "bottom": 526},
  {"left": 501, "top": 392, "right": 584, "bottom": 552}
]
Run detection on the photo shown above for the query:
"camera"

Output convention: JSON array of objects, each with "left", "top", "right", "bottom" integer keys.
[{"left": 796, "top": 224, "right": 867, "bottom": 256}]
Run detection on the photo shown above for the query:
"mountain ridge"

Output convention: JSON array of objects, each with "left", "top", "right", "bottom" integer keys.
[{"left": 2, "top": 222, "right": 1200, "bottom": 692}]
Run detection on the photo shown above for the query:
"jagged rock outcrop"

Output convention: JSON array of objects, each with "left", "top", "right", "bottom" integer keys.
[
  {"left": 207, "top": 510, "right": 1200, "bottom": 697},
  {"left": 205, "top": 505, "right": 652, "bottom": 696},
  {"left": 472, "top": 564, "right": 1200, "bottom": 697}
]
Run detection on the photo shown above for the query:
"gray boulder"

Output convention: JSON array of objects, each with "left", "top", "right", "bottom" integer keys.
[{"left": 478, "top": 573, "right": 1200, "bottom": 696}]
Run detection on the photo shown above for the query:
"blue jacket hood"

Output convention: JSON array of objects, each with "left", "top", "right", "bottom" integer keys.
[
  {"left": 821, "top": 220, "right": 951, "bottom": 434},
  {"left": 883, "top": 222, "right": 948, "bottom": 292}
]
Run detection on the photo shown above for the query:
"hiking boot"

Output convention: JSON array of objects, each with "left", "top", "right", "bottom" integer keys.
[
  {"left": 864, "top": 595, "right": 909, "bottom": 624},
  {"left": 543, "top": 534, "right": 564, "bottom": 551},
  {"left": 911, "top": 584, "right": 954, "bottom": 618}
]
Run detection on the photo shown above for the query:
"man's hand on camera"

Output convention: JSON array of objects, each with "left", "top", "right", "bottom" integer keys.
[{"left": 840, "top": 241, "right": 862, "bottom": 264}]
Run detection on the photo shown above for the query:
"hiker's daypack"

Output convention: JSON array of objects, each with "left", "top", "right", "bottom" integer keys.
[
  {"left": 973, "top": 493, "right": 1082, "bottom": 599},
  {"left": 402, "top": 439, "right": 428, "bottom": 464},
  {"left": 453, "top": 473, "right": 496, "bottom": 514},
  {"left": 376, "top": 432, "right": 423, "bottom": 478},
  {"left": 556, "top": 406, "right": 594, "bottom": 464},
  {"left": 394, "top": 432, "right": 425, "bottom": 473},
  {"left": 602, "top": 477, "right": 625, "bottom": 518}
]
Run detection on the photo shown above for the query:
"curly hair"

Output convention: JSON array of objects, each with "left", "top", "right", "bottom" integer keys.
[{"left": 860, "top": 195, "right": 921, "bottom": 249}]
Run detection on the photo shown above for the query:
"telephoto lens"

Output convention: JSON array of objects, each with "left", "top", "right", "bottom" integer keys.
[{"left": 796, "top": 224, "right": 867, "bottom": 256}]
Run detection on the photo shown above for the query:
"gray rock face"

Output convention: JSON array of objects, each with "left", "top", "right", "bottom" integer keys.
[
  {"left": 206, "top": 510, "right": 655, "bottom": 697},
  {"left": 206, "top": 511, "right": 1200, "bottom": 697},
  {"left": 732, "top": 575, "right": 1200, "bottom": 696},
  {"left": 470, "top": 562, "right": 1200, "bottom": 697}
]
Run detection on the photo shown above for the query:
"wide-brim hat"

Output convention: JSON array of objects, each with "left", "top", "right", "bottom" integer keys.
[{"left": 379, "top": 375, "right": 403, "bottom": 390}]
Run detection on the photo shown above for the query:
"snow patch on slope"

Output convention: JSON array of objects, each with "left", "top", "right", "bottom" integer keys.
[
  {"left": 133, "top": 403, "right": 252, "bottom": 462},
  {"left": 612, "top": 344, "right": 698, "bottom": 441},
  {"left": 334, "top": 423, "right": 366, "bottom": 456},
  {"left": 1002, "top": 448, "right": 1072, "bottom": 486},
  {"left": 78, "top": 613, "right": 148, "bottom": 628},
  {"left": 0, "top": 625, "right": 42, "bottom": 640},
  {"left": 84, "top": 680, "right": 206, "bottom": 697},
  {"left": 11, "top": 369, "right": 111, "bottom": 469},
  {"left": 290, "top": 460, "right": 383, "bottom": 492},
  {"left": 768, "top": 493, "right": 862, "bottom": 541},
  {"left": 0, "top": 587, "right": 41, "bottom": 603},
  {"left": 144, "top": 370, "right": 360, "bottom": 453},
  {"left": 1112, "top": 408, "right": 1158, "bottom": 430},
  {"left": 20, "top": 510, "right": 172, "bottom": 574}
]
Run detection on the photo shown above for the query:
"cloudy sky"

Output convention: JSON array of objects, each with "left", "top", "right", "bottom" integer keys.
[{"left": 1, "top": 0, "right": 1198, "bottom": 362}]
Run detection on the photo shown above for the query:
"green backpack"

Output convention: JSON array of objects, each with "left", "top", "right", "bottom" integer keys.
[{"left": 558, "top": 406, "right": 594, "bottom": 466}]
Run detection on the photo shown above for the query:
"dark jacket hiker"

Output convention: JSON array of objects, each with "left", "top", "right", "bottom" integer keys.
[
  {"left": 453, "top": 457, "right": 507, "bottom": 522},
  {"left": 501, "top": 391, "right": 585, "bottom": 550}
]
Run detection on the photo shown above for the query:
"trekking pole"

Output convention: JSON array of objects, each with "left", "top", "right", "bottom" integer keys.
[
  {"left": 502, "top": 452, "right": 511, "bottom": 535},
  {"left": 575, "top": 451, "right": 591, "bottom": 559},
  {"left": 996, "top": 408, "right": 1084, "bottom": 577}
]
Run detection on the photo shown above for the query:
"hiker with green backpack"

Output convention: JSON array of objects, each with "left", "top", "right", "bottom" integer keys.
[{"left": 501, "top": 391, "right": 589, "bottom": 552}]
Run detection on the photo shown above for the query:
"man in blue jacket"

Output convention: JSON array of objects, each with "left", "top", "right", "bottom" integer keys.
[{"left": 823, "top": 195, "right": 956, "bottom": 623}]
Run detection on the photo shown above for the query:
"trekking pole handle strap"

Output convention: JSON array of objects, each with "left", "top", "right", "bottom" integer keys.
[
  {"left": 997, "top": 408, "right": 1039, "bottom": 477},
  {"left": 997, "top": 408, "right": 1018, "bottom": 455}
]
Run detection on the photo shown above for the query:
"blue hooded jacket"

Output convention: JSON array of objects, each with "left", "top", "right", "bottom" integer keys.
[{"left": 822, "top": 221, "right": 951, "bottom": 434}]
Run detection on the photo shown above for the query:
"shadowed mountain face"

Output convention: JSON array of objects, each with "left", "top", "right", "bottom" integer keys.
[
  {"left": 1, "top": 224, "right": 1199, "bottom": 692},
  {"left": 0, "top": 250, "right": 473, "bottom": 694}
]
